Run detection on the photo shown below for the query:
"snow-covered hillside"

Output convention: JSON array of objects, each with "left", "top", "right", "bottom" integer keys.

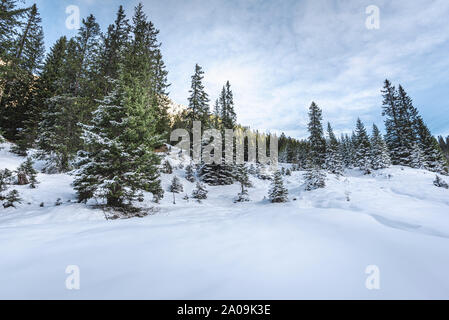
[{"left": 1, "top": 141, "right": 449, "bottom": 299}]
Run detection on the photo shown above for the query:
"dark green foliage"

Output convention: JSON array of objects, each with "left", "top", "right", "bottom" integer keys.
[
  {"left": 0, "top": 3, "right": 44, "bottom": 141},
  {"left": 17, "top": 37, "right": 68, "bottom": 151},
  {"left": 98, "top": 5, "right": 130, "bottom": 94},
  {"left": 268, "top": 170, "right": 288, "bottom": 203},
  {"left": 37, "top": 15, "right": 101, "bottom": 172},
  {"left": 0, "top": 0, "right": 28, "bottom": 58},
  {"left": 73, "top": 79, "right": 163, "bottom": 211}
]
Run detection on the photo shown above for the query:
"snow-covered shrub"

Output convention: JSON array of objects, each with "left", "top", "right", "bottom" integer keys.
[
  {"left": 3, "top": 190, "right": 22, "bottom": 208},
  {"left": 0, "top": 169, "right": 13, "bottom": 193},
  {"left": 256, "top": 164, "right": 272, "bottom": 180},
  {"left": 234, "top": 189, "right": 250, "bottom": 203},
  {"left": 185, "top": 163, "right": 196, "bottom": 182},
  {"left": 192, "top": 182, "right": 208, "bottom": 202},
  {"left": 304, "top": 165, "right": 326, "bottom": 191},
  {"left": 16, "top": 158, "right": 38, "bottom": 187},
  {"left": 433, "top": 175, "right": 449, "bottom": 189}
]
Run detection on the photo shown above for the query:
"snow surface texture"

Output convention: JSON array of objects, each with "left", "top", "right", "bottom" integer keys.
[{"left": 1, "top": 142, "right": 449, "bottom": 299}]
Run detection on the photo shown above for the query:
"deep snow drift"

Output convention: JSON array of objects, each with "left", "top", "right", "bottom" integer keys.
[{"left": 1, "top": 142, "right": 449, "bottom": 299}]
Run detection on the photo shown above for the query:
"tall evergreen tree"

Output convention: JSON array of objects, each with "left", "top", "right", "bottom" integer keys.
[
  {"left": 414, "top": 117, "right": 448, "bottom": 174},
  {"left": 325, "top": 122, "right": 343, "bottom": 175},
  {"left": 16, "top": 36, "right": 67, "bottom": 150},
  {"left": 307, "top": 102, "right": 326, "bottom": 168},
  {"left": 98, "top": 5, "right": 130, "bottom": 94},
  {"left": 354, "top": 118, "right": 372, "bottom": 174},
  {"left": 186, "top": 64, "right": 210, "bottom": 128},
  {"left": 340, "top": 134, "right": 355, "bottom": 169},
  {"left": 0, "top": 3, "right": 44, "bottom": 140},
  {"left": 73, "top": 79, "right": 163, "bottom": 210},
  {"left": 36, "top": 15, "right": 101, "bottom": 171},
  {"left": 0, "top": 0, "right": 27, "bottom": 58},
  {"left": 219, "top": 81, "right": 237, "bottom": 130},
  {"left": 370, "top": 124, "right": 391, "bottom": 170},
  {"left": 382, "top": 80, "right": 403, "bottom": 165}
]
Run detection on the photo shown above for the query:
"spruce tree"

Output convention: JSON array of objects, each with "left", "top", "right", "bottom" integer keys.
[
  {"left": 394, "top": 85, "right": 421, "bottom": 165},
  {"left": 16, "top": 157, "right": 38, "bottom": 188},
  {"left": 73, "top": 78, "right": 163, "bottom": 211},
  {"left": 325, "top": 122, "right": 343, "bottom": 175},
  {"left": 382, "top": 80, "right": 403, "bottom": 165},
  {"left": 17, "top": 36, "right": 68, "bottom": 150},
  {"left": 304, "top": 162, "right": 326, "bottom": 191},
  {"left": 0, "top": 3, "right": 44, "bottom": 141},
  {"left": 415, "top": 117, "right": 448, "bottom": 174},
  {"left": 0, "top": 0, "right": 27, "bottom": 59},
  {"left": 187, "top": 64, "right": 210, "bottom": 128},
  {"left": 307, "top": 102, "right": 326, "bottom": 168},
  {"left": 370, "top": 124, "right": 391, "bottom": 170},
  {"left": 37, "top": 16, "right": 101, "bottom": 172},
  {"left": 234, "top": 164, "right": 252, "bottom": 202},
  {"left": 220, "top": 81, "right": 237, "bottom": 130},
  {"left": 340, "top": 134, "right": 354, "bottom": 169},
  {"left": 354, "top": 118, "right": 372, "bottom": 174},
  {"left": 268, "top": 170, "right": 288, "bottom": 203},
  {"left": 98, "top": 5, "right": 130, "bottom": 94},
  {"left": 0, "top": 168, "right": 13, "bottom": 194}
]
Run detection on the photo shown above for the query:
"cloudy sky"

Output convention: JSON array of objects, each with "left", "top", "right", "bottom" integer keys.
[{"left": 27, "top": 0, "right": 449, "bottom": 139}]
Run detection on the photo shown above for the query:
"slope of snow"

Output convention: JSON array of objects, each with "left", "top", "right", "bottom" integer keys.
[{"left": 1, "top": 142, "right": 449, "bottom": 299}]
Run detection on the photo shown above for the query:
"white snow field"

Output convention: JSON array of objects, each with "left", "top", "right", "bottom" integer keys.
[{"left": 1, "top": 141, "right": 449, "bottom": 299}]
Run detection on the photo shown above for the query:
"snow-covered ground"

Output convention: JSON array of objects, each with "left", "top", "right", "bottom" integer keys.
[{"left": 1, "top": 142, "right": 449, "bottom": 299}]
